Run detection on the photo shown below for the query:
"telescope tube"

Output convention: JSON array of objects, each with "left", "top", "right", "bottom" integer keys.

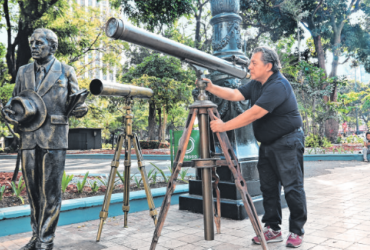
[
  {"left": 90, "top": 79, "right": 153, "bottom": 99},
  {"left": 105, "top": 18, "right": 249, "bottom": 79}
]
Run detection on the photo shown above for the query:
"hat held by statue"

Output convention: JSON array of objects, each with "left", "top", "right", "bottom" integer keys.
[{"left": 7, "top": 89, "right": 47, "bottom": 132}]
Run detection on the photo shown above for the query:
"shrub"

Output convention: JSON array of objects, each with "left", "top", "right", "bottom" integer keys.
[
  {"left": 76, "top": 172, "right": 89, "bottom": 193},
  {"left": 305, "top": 133, "right": 332, "bottom": 148},
  {"left": 9, "top": 176, "right": 26, "bottom": 204},
  {"left": 336, "top": 136, "right": 342, "bottom": 144},
  {"left": 102, "top": 143, "right": 113, "bottom": 149},
  {"left": 139, "top": 140, "right": 170, "bottom": 149},
  {"left": 61, "top": 171, "right": 74, "bottom": 193}
]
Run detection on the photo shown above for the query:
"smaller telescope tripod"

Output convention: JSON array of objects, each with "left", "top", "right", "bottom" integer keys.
[
  {"left": 149, "top": 67, "right": 268, "bottom": 250},
  {"left": 96, "top": 98, "right": 157, "bottom": 242}
]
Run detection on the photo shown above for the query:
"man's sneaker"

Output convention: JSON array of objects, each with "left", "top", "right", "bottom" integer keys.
[
  {"left": 286, "top": 232, "right": 304, "bottom": 248},
  {"left": 252, "top": 226, "right": 283, "bottom": 245}
]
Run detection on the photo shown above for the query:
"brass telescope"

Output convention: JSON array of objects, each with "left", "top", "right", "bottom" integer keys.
[
  {"left": 105, "top": 18, "right": 250, "bottom": 79},
  {"left": 90, "top": 79, "right": 154, "bottom": 99}
]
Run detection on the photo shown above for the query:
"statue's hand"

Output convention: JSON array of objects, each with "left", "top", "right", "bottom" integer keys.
[
  {"left": 71, "top": 104, "right": 88, "bottom": 118},
  {"left": 1, "top": 105, "right": 19, "bottom": 125}
]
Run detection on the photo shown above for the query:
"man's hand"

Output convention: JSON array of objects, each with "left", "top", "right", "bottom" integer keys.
[
  {"left": 195, "top": 78, "right": 213, "bottom": 91},
  {"left": 210, "top": 116, "right": 226, "bottom": 133}
]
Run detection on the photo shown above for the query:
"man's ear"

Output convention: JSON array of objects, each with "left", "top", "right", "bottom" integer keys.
[
  {"left": 267, "top": 62, "right": 273, "bottom": 72},
  {"left": 50, "top": 44, "right": 58, "bottom": 55}
]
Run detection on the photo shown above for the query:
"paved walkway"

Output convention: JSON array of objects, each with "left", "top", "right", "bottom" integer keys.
[{"left": 1, "top": 162, "right": 370, "bottom": 250}]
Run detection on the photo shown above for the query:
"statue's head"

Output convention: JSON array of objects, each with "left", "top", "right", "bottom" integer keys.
[{"left": 30, "top": 28, "right": 58, "bottom": 61}]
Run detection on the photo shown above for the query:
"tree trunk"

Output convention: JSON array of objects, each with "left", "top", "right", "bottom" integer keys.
[
  {"left": 161, "top": 107, "right": 168, "bottom": 142},
  {"left": 157, "top": 108, "right": 162, "bottom": 142},
  {"left": 324, "top": 117, "right": 339, "bottom": 142},
  {"left": 148, "top": 101, "right": 156, "bottom": 140},
  {"left": 328, "top": 33, "right": 341, "bottom": 102},
  {"left": 5, "top": 19, "right": 33, "bottom": 83},
  {"left": 312, "top": 97, "right": 317, "bottom": 135},
  {"left": 304, "top": 112, "right": 310, "bottom": 134},
  {"left": 324, "top": 32, "right": 342, "bottom": 142},
  {"left": 15, "top": 25, "right": 32, "bottom": 78},
  {"left": 313, "top": 35, "right": 326, "bottom": 75},
  {"left": 195, "top": 6, "right": 202, "bottom": 49}
]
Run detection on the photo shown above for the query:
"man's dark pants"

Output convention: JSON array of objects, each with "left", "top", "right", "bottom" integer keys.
[
  {"left": 257, "top": 130, "right": 307, "bottom": 236},
  {"left": 22, "top": 146, "right": 66, "bottom": 248}
]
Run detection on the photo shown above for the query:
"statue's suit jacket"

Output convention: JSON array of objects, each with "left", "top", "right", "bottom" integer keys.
[{"left": 12, "top": 59, "right": 80, "bottom": 150}]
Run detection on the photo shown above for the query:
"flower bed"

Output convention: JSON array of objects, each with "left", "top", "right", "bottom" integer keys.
[
  {"left": 0, "top": 171, "right": 191, "bottom": 208},
  {"left": 305, "top": 144, "right": 363, "bottom": 155}
]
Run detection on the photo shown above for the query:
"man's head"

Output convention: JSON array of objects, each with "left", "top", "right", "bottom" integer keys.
[
  {"left": 248, "top": 46, "right": 281, "bottom": 84},
  {"left": 366, "top": 132, "right": 370, "bottom": 140},
  {"left": 30, "top": 28, "right": 58, "bottom": 62}
]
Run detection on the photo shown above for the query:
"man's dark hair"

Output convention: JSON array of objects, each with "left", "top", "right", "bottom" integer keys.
[
  {"left": 366, "top": 132, "right": 370, "bottom": 137},
  {"left": 253, "top": 46, "right": 282, "bottom": 73}
]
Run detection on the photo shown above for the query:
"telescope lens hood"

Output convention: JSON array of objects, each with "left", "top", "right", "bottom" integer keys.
[{"left": 90, "top": 79, "right": 104, "bottom": 95}]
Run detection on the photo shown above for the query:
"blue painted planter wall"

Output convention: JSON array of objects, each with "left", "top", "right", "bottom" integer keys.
[
  {"left": 0, "top": 154, "right": 170, "bottom": 160},
  {"left": 303, "top": 154, "right": 363, "bottom": 161},
  {"left": 0, "top": 153, "right": 364, "bottom": 161},
  {"left": 0, "top": 185, "right": 188, "bottom": 237}
]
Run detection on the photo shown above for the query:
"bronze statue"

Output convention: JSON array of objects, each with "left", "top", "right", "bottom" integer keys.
[{"left": 1, "top": 28, "right": 88, "bottom": 250}]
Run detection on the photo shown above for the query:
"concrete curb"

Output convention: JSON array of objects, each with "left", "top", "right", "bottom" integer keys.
[{"left": 0, "top": 184, "right": 189, "bottom": 237}]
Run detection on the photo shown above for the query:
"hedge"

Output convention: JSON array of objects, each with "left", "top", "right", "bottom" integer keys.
[{"left": 139, "top": 140, "right": 170, "bottom": 149}]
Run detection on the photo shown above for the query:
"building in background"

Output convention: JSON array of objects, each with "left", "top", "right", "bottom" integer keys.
[{"left": 77, "top": 0, "right": 118, "bottom": 83}]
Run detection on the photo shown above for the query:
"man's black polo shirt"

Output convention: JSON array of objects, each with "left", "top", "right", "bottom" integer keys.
[{"left": 238, "top": 71, "right": 302, "bottom": 144}]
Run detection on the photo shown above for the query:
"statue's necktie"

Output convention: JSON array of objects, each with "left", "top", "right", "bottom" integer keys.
[{"left": 36, "top": 66, "right": 45, "bottom": 90}]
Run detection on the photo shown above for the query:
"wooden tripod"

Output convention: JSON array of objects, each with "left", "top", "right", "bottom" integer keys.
[{"left": 149, "top": 76, "right": 268, "bottom": 250}]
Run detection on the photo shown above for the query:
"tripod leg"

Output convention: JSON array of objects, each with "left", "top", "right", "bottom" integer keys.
[
  {"left": 96, "top": 135, "right": 125, "bottom": 242},
  {"left": 208, "top": 109, "right": 268, "bottom": 250},
  {"left": 133, "top": 133, "right": 158, "bottom": 225},
  {"left": 123, "top": 135, "right": 132, "bottom": 228},
  {"left": 150, "top": 109, "right": 198, "bottom": 250},
  {"left": 212, "top": 167, "right": 221, "bottom": 234}
]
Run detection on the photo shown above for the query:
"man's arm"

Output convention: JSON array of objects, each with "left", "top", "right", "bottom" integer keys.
[
  {"left": 210, "top": 104, "right": 268, "bottom": 132},
  {"left": 201, "top": 78, "right": 245, "bottom": 102},
  {"left": 67, "top": 67, "right": 88, "bottom": 118}
]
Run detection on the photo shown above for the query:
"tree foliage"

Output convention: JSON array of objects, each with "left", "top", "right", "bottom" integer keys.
[
  {"left": 240, "top": 0, "right": 298, "bottom": 54},
  {"left": 122, "top": 54, "right": 194, "bottom": 140},
  {"left": 119, "top": 0, "right": 194, "bottom": 32},
  {"left": 1, "top": 0, "right": 123, "bottom": 83}
]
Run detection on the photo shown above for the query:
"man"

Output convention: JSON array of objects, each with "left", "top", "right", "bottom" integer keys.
[
  {"left": 202, "top": 47, "right": 307, "bottom": 248},
  {"left": 363, "top": 132, "right": 370, "bottom": 161},
  {"left": 2, "top": 28, "right": 87, "bottom": 250}
]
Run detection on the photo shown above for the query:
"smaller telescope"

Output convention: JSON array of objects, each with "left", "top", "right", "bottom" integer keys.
[{"left": 89, "top": 79, "right": 154, "bottom": 99}]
